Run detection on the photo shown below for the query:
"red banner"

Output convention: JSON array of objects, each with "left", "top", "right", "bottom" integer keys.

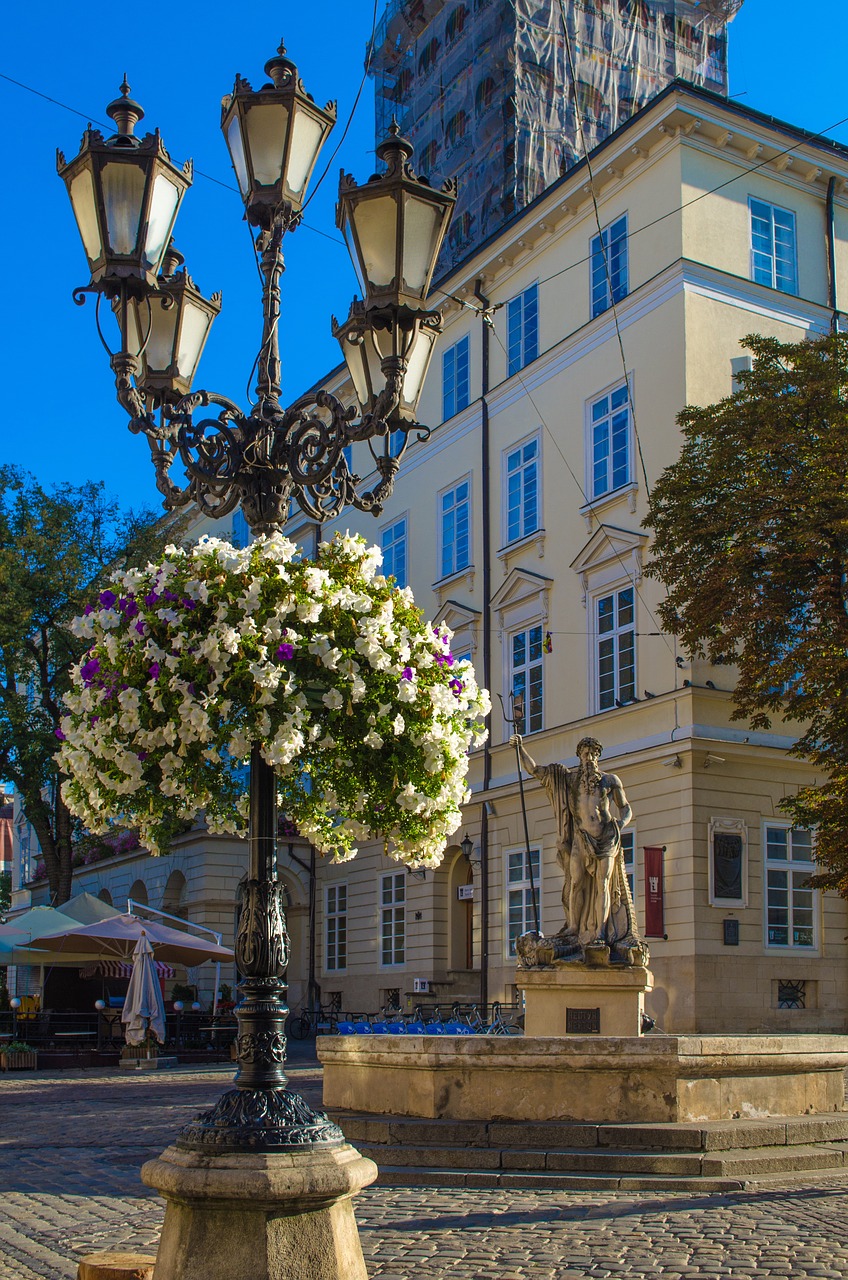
[{"left": 644, "top": 846, "right": 665, "bottom": 937}]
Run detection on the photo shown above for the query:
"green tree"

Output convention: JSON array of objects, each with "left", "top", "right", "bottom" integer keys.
[
  {"left": 645, "top": 331, "right": 848, "bottom": 896},
  {"left": 0, "top": 467, "right": 177, "bottom": 904}
]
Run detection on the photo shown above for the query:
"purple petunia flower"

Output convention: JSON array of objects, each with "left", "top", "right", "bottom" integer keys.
[
  {"left": 80, "top": 658, "right": 101, "bottom": 683},
  {"left": 277, "top": 643, "right": 295, "bottom": 661},
  {"left": 450, "top": 678, "right": 463, "bottom": 696},
  {"left": 162, "top": 589, "right": 178, "bottom": 603},
  {"left": 136, "top": 751, "right": 149, "bottom": 762},
  {"left": 135, "top": 620, "right": 146, "bottom": 635},
  {"left": 84, "top": 604, "right": 94, "bottom": 616},
  {"left": 182, "top": 597, "right": 197, "bottom": 610},
  {"left": 54, "top": 728, "right": 66, "bottom": 741},
  {"left": 144, "top": 591, "right": 159, "bottom": 607},
  {"left": 99, "top": 590, "right": 117, "bottom": 610},
  {"left": 148, "top": 662, "right": 160, "bottom": 680},
  {"left": 402, "top": 666, "right": 413, "bottom": 681},
  {"left": 119, "top": 598, "right": 139, "bottom": 619}
]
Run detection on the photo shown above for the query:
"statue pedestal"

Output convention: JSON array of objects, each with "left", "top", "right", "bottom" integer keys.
[{"left": 517, "top": 964, "right": 653, "bottom": 1037}]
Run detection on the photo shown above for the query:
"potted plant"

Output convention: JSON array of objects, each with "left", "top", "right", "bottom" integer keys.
[{"left": 1, "top": 1040, "right": 37, "bottom": 1071}]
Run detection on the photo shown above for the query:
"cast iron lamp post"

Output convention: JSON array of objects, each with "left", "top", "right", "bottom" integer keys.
[{"left": 59, "top": 41, "right": 455, "bottom": 1155}]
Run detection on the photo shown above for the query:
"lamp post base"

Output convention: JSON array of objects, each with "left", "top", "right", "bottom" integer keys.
[
  {"left": 142, "top": 1142, "right": 378, "bottom": 1280},
  {"left": 176, "top": 1086, "right": 345, "bottom": 1152}
]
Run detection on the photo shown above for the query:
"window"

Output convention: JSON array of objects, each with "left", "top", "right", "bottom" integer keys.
[
  {"left": 440, "top": 479, "right": 471, "bottom": 577},
  {"left": 621, "top": 829, "right": 635, "bottom": 904},
  {"left": 511, "top": 624, "right": 543, "bottom": 734},
  {"left": 596, "top": 586, "right": 635, "bottom": 709},
  {"left": 591, "top": 214, "right": 628, "bottom": 318},
  {"left": 505, "top": 436, "right": 540, "bottom": 543},
  {"left": 232, "top": 510, "right": 251, "bottom": 549},
  {"left": 389, "top": 429, "right": 405, "bottom": 458},
  {"left": 590, "top": 383, "right": 631, "bottom": 499},
  {"left": 765, "top": 824, "right": 816, "bottom": 949},
  {"left": 325, "top": 884, "right": 347, "bottom": 972},
  {"left": 749, "top": 198, "right": 798, "bottom": 294},
  {"left": 381, "top": 872, "right": 405, "bottom": 966},
  {"left": 507, "top": 284, "right": 539, "bottom": 375},
  {"left": 381, "top": 517, "right": 408, "bottom": 589},
  {"left": 507, "top": 848, "right": 541, "bottom": 955},
  {"left": 443, "top": 335, "right": 470, "bottom": 420}
]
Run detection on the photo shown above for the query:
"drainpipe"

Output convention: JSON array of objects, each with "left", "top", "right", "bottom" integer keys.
[
  {"left": 474, "top": 278, "right": 492, "bottom": 1015},
  {"left": 826, "top": 176, "right": 839, "bottom": 332}
]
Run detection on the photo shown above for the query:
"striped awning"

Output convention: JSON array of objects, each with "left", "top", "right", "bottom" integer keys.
[{"left": 80, "top": 960, "right": 175, "bottom": 980}]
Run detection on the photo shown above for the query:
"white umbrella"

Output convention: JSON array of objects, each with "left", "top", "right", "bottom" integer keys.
[{"left": 122, "top": 931, "right": 167, "bottom": 1052}]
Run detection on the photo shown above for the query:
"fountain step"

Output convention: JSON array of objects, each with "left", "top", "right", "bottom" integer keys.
[{"left": 368, "top": 1164, "right": 848, "bottom": 1192}]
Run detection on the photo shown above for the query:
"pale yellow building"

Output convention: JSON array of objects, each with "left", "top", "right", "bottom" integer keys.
[
  {"left": 13, "top": 80, "right": 848, "bottom": 1034},
  {"left": 293, "top": 79, "right": 848, "bottom": 1033}
]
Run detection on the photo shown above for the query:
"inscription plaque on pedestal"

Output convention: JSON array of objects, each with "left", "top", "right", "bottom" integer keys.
[{"left": 566, "top": 1007, "right": 601, "bottom": 1034}]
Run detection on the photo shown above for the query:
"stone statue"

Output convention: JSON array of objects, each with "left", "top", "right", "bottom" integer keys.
[{"left": 509, "top": 733, "right": 649, "bottom": 968}]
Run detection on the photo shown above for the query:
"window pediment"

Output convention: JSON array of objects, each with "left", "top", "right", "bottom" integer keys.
[
  {"left": 571, "top": 524, "right": 647, "bottom": 607},
  {"left": 490, "top": 566, "right": 553, "bottom": 629}
]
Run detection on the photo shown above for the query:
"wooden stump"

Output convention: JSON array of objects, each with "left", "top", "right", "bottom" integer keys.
[{"left": 76, "top": 1251, "right": 157, "bottom": 1280}]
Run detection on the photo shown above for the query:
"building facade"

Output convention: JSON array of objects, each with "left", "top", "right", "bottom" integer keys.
[{"left": 12, "top": 79, "right": 848, "bottom": 1033}]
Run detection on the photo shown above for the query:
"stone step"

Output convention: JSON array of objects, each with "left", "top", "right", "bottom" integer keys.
[
  {"left": 333, "top": 1111, "right": 848, "bottom": 1154},
  {"left": 354, "top": 1140, "right": 847, "bottom": 1179}
]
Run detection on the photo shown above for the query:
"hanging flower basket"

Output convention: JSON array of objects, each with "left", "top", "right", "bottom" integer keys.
[{"left": 57, "top": 532, "right": 490, "bottom": 868}]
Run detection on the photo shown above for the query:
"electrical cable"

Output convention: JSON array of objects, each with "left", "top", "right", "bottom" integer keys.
[
  {"left": 487, "top": 321, "right": 675, "bottom": 658},
  {"left": 301, "top": 0, "right": 380, "bottom": 214},
  {"left": 557, "top": 0, "right": 651, "bottom": 497}
]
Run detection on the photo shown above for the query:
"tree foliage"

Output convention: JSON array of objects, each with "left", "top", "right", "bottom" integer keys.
[
  {"left": 645, "top": 331, "right": 848, "bottom": 896},
  {"left": 0, "top": 467, "right": 177, "bottom": 904}
]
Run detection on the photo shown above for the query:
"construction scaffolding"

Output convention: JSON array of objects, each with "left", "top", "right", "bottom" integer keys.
[{"left": 368, "top": 0, "right": 744, "bottom": 269}]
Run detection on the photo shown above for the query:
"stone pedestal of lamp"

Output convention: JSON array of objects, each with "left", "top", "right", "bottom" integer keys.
[{"left": 142, "top": 1142, "right": 377, "bottom": 1280}]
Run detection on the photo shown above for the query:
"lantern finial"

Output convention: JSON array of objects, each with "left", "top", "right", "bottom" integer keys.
[{"left": 106, "top": 77, "right": 145, "bottom": 140}]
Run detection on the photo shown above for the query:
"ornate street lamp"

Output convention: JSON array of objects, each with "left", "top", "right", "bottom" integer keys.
[{"left": 59, "top": 40, "right": 455, "bottom": 1179}]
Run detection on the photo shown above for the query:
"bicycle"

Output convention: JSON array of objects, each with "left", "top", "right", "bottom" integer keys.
[{"left": 285, "top": 1003, "right": 338, "bottom": 1039}]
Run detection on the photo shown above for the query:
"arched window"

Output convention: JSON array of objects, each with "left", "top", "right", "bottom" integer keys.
[
  {"left": 98, "top": 887, "right": 113, "bottom": 906},
  {"left": 445, "top": 109, "right": 469, "bottom": 148},
  {"left": 445, "top": 4, "right": 468, "bottom": 44},
  {"left": 475, "top": 76, "right": 497, "bottom": 118},
  {"left": 419, "top": 139, "right": 440, "bottom": 173},
  {"left": 162, "top": 869, "right": 188, "bottom": 920},
  {"left": 128, "top": 879, "right": 148, "bottom": 908},
  {"left": 417, "top": 36, "right": 441, "bottom": 77}
]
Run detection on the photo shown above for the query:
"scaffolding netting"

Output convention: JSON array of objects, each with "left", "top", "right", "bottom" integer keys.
[{"left": 368, "top": 0, "right": 744, "bottom": 269}]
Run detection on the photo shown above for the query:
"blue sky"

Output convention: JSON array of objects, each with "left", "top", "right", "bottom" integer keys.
[{"left": 1, "top": 0, "right": 845, "bottom": 512}]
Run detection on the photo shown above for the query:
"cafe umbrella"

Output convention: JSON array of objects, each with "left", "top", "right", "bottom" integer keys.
[
  {"left": 34, "top": 913, "right": 234, "bottom": 966},
  {"left": 122, "top": 930, "right": 167, "bottom": 1054}
]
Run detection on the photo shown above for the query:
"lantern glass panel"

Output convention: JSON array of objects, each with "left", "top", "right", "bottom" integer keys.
[
  {"left": 124, "top": 299, "right": 144, "bottom": 357},
  {"left": 146, "top": 297, "right": 180, "bottom": 371},
  {"left": 402, "top": 194, "right": 442, "bottom": 296},
  {"left": 363, "top": 327, "right": 387, "bottom": 396},
  {"left": 176, "top": 301, "right": 212, "bottom": 380},
  {"left": 402, "top": 324, "right": 437, "bottom": 413},
  {"left": 245, "top": 103, "right": 289, "bottom": 185},
  {"left": 339, "top": 332, "right": 370, "bottom": 408},
  {"left": 226, "top": 115, "right": 249, "bottom": 196},
  {"left": 287, "top": 109, "right": 324, "bottom": 198},
  {"left": 101, "top": 161, "right": 146, "bottom": 255},
  {"left": 352, "top": 194, "right": 398, "bottom": 291},
  {"left": 68, "top": 168, "right": 102, "bottom": 263},
  {"left": 143, "top": 174, "right": 182, "bottom": 272}
]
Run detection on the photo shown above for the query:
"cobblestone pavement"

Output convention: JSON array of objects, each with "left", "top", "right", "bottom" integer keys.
[{"left": 1, "top": 1061, "right": 847, "bottom": 1279}]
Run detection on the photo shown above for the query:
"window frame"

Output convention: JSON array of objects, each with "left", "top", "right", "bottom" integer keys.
[
  {"left": 763, "top": 821, "right": 818, "bottom": 952},
  {"left": 438, "top": 476, "right": 472, "bottom": 580},
  {"left": 380, "top": 870, "right": 406, "bottom": 968},
  {"left": 591, "top": 581, "right": 637, "bottom": 712},
  {"left": 502, "top": 431, "right": 542, "bottom": 546},
  {"left": 442, "top": 334, "right": 471, "bottom": 422},
  {"left": 748, "top": 196, "right": 798, "bottom": 295},
  {"left": 586, "top": 380, "right": 633, "bottom": 502},
  {"left": 325, "top": 882, "right": 348, "bottom": 973},
  {"left": 621, "top": 827, "right": 636, "bottom": 907},
  {"left": 505, "top": 845, "right": 542, "bottom": 958},
  {"left": 380, "top": 513, "right": 409, "bottom": 590},
  {"left": 506, "top": 283, "right": 539, "bottom": 376},
  {"left": 590, "top": 213, "right": 629, "bottom": 319},
  {"left": 509, "top": 622, "right": 545, "bottom": 735}
]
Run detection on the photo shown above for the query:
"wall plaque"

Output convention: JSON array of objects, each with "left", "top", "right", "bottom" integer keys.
[{"left": 566, "top": 1007, "right": 601, "bottom": 1034}]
